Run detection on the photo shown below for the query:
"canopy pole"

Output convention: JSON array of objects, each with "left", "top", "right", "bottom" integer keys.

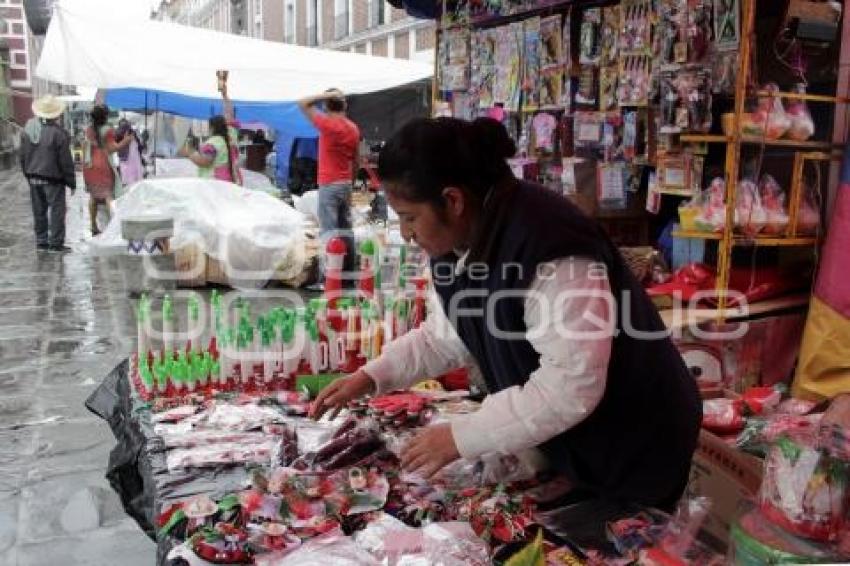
[
  {"left": 144, "top": 92, "right": 149, "bottom": 176},
  {"left": 153, "top": 93, "right": 159, "bottom": 173}
]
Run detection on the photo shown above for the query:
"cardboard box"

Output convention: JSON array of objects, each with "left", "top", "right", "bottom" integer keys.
[{"left": 687, "top": 430, "right": 764, "bottom": 548}]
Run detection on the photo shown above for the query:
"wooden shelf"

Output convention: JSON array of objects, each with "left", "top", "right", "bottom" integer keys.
[
  {"left": 671, "top": 230, "right": 723, "bottom": 240},
  {"left": 658, "top": 188, "right": 697, "bottom": 197},
  {"left": 672, "top": 231, "right": 818, "bottom": 246},
  {"left": 680, "top": 134, "right": 839, "bottom": 150},
  {"left": 659, "top": 293, "right": 811, "bottom": 330}
]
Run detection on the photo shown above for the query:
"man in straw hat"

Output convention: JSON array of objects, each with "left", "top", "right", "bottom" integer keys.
[{"left": 20, "top": 94, "right": 76, "bottom": 253}]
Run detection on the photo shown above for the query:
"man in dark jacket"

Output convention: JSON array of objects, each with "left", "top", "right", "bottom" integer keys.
[{"left": 20, "top": 95, "right": 76, "bottom": 253}]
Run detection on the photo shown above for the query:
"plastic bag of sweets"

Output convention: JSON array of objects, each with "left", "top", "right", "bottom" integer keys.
[
  {"left": 759, "top": 431, "right": 850, "bottom": 542},
  {"left": 758, "top": 174, "right": 789, "bottom": 235},
  {"left": 735, "top": 179, "right": 767, "bottom": 236}
]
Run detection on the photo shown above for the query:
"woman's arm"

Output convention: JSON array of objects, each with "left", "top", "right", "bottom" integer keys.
[
  {"left": 450, "top": 258, "right": 614, "bottom": 459},
  {"left": 221, "top": 82, "right": 235, "bottom": 124},
  {"left": 311, "top": 290, "right": 474, "bottom": 419}
]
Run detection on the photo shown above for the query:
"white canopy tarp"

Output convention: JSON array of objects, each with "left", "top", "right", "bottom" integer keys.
[
  {"left": 93, "top": 178, "right": 310, "bottom": 288},
  {"left": 36, "top": 1, "right": 433, "bottom": 101}
]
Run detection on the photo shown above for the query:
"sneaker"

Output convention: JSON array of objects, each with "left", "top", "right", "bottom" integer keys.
[
  {"left": 48, "top": 245, "right": 72, "bottom": 253},
  {"left": 304, "top": 282, "right": 324, "bottom": 292},
  {"left": 36, "top": 243, "right": 49, "bottom": 250}
]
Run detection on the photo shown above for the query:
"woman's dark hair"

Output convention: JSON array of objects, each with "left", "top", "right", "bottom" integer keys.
[
  {"left": 209, "top": 114, "right": 236, "bottom": 182},
  {"left": 377, "top": 117, "right": 516, "bottom": 205},
  {"left": 90, "top": 104, "right": 109, "bottom": 148}
]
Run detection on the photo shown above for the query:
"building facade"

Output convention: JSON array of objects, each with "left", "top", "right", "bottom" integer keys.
[
  {"left": 153, "top": 0, "right": 434, "bottom": 61},
  {"left": 0, "top": 0, "right": 33, "bottom": 123}
]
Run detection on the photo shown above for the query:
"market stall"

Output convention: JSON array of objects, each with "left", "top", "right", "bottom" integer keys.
[
  {"left": 78, "top": 0, "right": 850, "bottom": 562},
  {"left": 426, "top": 0, "right": 850, "bottom": 561}
]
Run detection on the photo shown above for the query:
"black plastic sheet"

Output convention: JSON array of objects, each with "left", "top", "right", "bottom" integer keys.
[{"left": 86, "top": 359, "right": 158, "bottom": 539}]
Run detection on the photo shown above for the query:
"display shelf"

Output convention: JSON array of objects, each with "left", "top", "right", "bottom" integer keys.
[
  {"left": 659, "top": 293, "right": 811, "bottom": 330},
  {"left": 672, "top": 230, "right": 723, "bottom": 240},
  {"left": 672, "top": 231, "right": 818, "bottom": 246},
  {"left": 753, "top": 90, "right": 850, "bottom": 105},
  {"left": 680, "top": 134, "right": 839, "bottom": 150},
  {"left": 658, "top": 188, "right": 697, "bottom": 197}
]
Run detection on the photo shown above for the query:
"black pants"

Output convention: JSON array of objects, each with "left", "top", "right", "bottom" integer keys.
[{"left": 29, "top": 181, "right": 66, "bottom": 247}]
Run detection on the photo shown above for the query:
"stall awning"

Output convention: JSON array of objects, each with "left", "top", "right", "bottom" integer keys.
[{"left": 35, "top": 1, "right": 433, "bottom": 116}]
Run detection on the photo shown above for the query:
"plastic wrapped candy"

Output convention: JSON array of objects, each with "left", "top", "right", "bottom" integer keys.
[
  {"left": 261, "top": 530, "right": 379, "bottom": 566},
  {"left": 759, "top": 431, "right": 850, "bottom": 542},
  {"left": 702, "top": 398, "right": 745, "bottom": 435},
  {"left": 785, "top": 84, "right": 816, "bottom": 141},
  {"left": 735, "top": 179, "right": 767, "bottom": 236},
  {"left": 758, "top": 175, "right": 789, "bottom": 235},
  {"left": 692, "top": 178, "right": 727, "bottom": 233},
  {"left": 758, "top": 83, "right": 792, "bottom": 140}
]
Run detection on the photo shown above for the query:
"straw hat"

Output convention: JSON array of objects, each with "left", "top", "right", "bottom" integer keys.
[{"left": 31, "top": 94, "right": 66, "bottom": 120}]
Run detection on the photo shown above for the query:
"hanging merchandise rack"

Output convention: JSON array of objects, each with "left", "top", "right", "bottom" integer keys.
[
  {"left": 675, "top": 0, "right": 846, "bottom": 321},
  {"left": 432, "top": 0, "right": 847, "bottom": 324}
]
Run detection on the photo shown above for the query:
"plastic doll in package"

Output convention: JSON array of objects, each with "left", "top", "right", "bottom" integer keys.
[
  {"left": 688, "top": 0, "right": 713, "bottom": 63},
  {"left": 540, "top": 66, "right": 564, "bottom": 109},
  {"left": 472, "top": 29, "right": 497, "bottom": 109},
  {"left": 532, "top": 112, "right": 558, "bottom": 154},
  {"left": 758, "top": 174, "right": 789, "bottom": 235},
  {"left": 539, "top": 15, "right": 564, "bottom": 68},
  {"left": 686, "top": 70, "right": 713, "bottom": 132},
  {"left": 579, "top": 8, "right": 602, "bottom": 65},
  {"left": 619, "top": 0, "right": 652, "bottom": 53},
  {"left": 522, "top": 18, "right": 541, "bottom": 110},
  {"left": 660, "top": 73, "right": 680, "bottom": 132},
  {"left": 494, "top": 23, "right": 523, "bottom": 111},
  {"left": 600, "top": 6, "right": 620, "bottom": 67}
]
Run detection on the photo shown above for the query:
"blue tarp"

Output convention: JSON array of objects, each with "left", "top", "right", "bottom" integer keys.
[
  {"left": 105, "top": 88, "right": 318, "bottom": 137},
  {"left": 106, "top": 88, "right": 319, "bottom": 186}
]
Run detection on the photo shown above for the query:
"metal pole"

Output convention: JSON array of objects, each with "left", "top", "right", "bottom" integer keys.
[{"left": 153, "top": 93, "right": 159, "bottom": 173}]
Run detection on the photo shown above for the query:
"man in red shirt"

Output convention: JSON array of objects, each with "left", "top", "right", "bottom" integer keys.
[{"left": 298, "top": 88, "right": 361, "bottom": 288}]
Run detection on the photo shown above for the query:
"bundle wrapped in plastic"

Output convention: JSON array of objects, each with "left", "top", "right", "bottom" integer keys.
[
  {"left": 797, "top": 181, "right": 821, "bottom": 236},
  {"left": 759, "top": 174, "right": 789, "bottom": 235},
  {"left": 691, "top": 178, "right": 727, "bottom": 233},
  {"left": 759, "top": 430, "right": 850, "bottom": 542},
  {"left": 735, "top": 179, "right": 767, "bottom": 236},
  {"left": 759, "top": 83, "right": 792, "bottom": 140},
  {"left": 786, "top": 85, "right": 816, "bottom": 141}
]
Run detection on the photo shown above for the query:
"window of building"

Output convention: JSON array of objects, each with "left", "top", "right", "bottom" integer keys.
[
  {"left": 254, "top": 0, "right": 262, "bottom": 16},
  {"left": 284, "top": 2, "right": 294, "bottom": 44},
  {"left": 13, "top": 51, "right": 25, "bottom": 65},
  {"left": 306, "top": 0, "right": 317, "bottom": 46},
  {"left": 368, "top": 0, "right": 385, "bottom": 28},
  {"left": 0, "top": 19, "right": 7, "bottom": 35},
  {"left": 12, "top": 21, "right": 22, "bottom": 34},
  {"left": 333, "top": 0, "right": 348, "bottom": 40}
]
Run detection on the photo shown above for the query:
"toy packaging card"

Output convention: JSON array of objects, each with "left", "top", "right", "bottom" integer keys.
[{"left": 523, "top": 17, "right": 542, "bottom": 110}]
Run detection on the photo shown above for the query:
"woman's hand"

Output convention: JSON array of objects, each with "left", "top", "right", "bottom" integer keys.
[
  {"left": 309, "top": 369, "right": 375, "bottom": 420},
  {"left": 177, "top": 144, "right": 190, "bottom": 158},
  {"left": 400, "top": 424, "right": 461, "bottom": 479}
]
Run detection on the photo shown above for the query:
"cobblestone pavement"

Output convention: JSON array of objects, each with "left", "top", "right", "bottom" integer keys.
[{"left": 0, "top": 166, "right": 154, "bottom": 565}]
